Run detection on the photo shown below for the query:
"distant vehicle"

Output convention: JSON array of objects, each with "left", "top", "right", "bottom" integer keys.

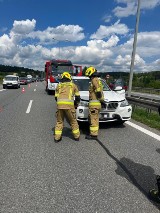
[
  {"left": 19, "top": 77, "right": 28, "bottom": 85},
  {"left": 3, "top": 75, "right": 20, "bottom": 89},
  {"left": 45, "top": 59, "right": 83, "bottom": 95},
  {"left": 72, "top": 76, "right": 132, "bottom": 124},
  {"left": 109, "top": 78, "right": 128, "bottom": 91},
  {"left": 32, "top": 77, "right": 37, "bottom": 82},
  {"left": 26, "top": 74, "right": 32, "bottom": 83},
  {"left": 27, "top": 75, "right": 32, "bottom": 79}
]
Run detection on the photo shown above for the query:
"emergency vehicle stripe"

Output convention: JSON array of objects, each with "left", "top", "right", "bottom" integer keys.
[
  {"left": 90, "top": 126, "right": 99, "bottom": 131},
  {"left": 72, "top": 129, "right": 80, "bottom": 134}
]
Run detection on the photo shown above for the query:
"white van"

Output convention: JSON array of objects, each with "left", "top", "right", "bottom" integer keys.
[{"left": 3, "top": 75, "right": 20, "bottom": 89}]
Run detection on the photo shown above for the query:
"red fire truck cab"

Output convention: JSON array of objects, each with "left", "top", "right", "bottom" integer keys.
[{"left": 45, "top": 59, "right": 82, "bottom": 94}]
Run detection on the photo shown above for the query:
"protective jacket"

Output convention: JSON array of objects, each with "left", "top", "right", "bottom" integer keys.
[
  {"left": 89, "top": 77, "right": 104, "bottom": 109},
  {"left": 55, "top": 81, "right": 80, "bottom": 109}
]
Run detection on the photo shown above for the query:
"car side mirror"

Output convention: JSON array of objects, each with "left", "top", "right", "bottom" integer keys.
[{"left": 114, "top": 86, "right": 123, "bottom": 91}]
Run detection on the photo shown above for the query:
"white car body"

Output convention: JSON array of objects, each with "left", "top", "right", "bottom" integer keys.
[
  {"left": 3, "top": 75, "right": 20, "bottom": 89},
  {"left": 72, "top": 76, "right": 132, "bottom": 124}
]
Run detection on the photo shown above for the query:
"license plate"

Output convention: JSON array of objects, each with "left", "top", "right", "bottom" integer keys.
[{"left": 104, "top": 114, "right": 109, "bottom": 118}]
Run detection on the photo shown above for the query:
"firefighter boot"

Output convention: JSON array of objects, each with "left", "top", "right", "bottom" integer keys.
[
  {"left": 85, "top": 135, "right": 97, "bottom": 140},
  {"left": 54, "top": 137, "right": 62, "bottom": 143},
  {"left": 149, "top": 175, "right": 160, "bottom": 203}
]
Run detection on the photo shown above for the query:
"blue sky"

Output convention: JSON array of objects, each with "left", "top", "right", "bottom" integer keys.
[{"left": 0, "top": 0, "right": 160, "bottom": 73}]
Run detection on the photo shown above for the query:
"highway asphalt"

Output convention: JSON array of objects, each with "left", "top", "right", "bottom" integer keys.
[{"left": 0, "top": 82, "right": 160, "bottom": 212}]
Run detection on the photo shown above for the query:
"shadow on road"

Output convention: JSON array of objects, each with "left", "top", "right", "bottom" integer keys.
[
  {"left": 51, "top": 126, "right": 74, "bottom": 140},
  {"left": 156, "top": 148, "right": 160, "bottom": 154},
  {"left": 96, "top": 138, "right": 160, "bottom": 210},
  {"left": 79, "top": 121, "right": 125, "bottom": 135}
]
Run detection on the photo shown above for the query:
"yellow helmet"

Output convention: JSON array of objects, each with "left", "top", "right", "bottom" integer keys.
[
  {"left": 61, "top": 72, "right": 72, "bottom": 80},
  {"left": 85, "top": 66, "right": 96, "bottom": 77}
]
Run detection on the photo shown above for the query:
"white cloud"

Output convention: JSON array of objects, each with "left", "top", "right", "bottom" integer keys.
[
  {"left": 29, "top": 24, "right": 85, "bottom": 44},
  {"left": 11, "top": 19, "right": 36, "bottom": 35},
  {"left": 0, "top": 18, "right": 159, "bottom": 72},
  {"left": 113, "top": 0, "right": 160, "bottom": 17},
  {"left": 90, "top": 20, "right": 129, "bottom": 39},
  {"left": 102, "top": 15, "right": 112, "bottom": 23},
  {"left": 116, "top": 32, "right": 160, "bottom": 59}
]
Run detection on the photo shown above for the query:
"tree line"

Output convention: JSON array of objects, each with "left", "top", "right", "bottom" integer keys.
[
  {"left": 0, "top": 64, "right": 42, "bottom": 78},
  {"left": 83, "top": 66, "right": 160, "bottom": 89},
  {"left": 0, "top": 64, "right": 160, "bottom": 89}
]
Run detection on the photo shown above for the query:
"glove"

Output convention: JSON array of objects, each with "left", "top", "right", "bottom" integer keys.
[
  {"left": 74, "top": 101, "right": 79, "bottom": 109},
  {"left": 100, "top": 100, "right": 106, "bottom": 109}
]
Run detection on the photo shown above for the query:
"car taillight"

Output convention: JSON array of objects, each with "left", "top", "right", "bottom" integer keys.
[{"left": 50, "top": 76, "right": 55, "bottom": 83}]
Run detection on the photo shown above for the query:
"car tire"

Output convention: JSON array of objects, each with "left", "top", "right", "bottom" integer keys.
[{"left": 47, "top": 89, "right": 52, "bottom": 95}]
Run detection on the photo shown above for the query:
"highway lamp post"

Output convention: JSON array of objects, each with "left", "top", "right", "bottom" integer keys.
[
  {"left": 52, "top": 38, "right": 69, "bottom": 58},
  {"left": 128, "top": 0, "right": 141, "bottom": 97}
]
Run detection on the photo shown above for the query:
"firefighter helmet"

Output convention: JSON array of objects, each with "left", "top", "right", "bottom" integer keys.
[
  {"left": 85, "top": 66, "right": 97, "bottom": 77},
  {"left": 61, "top": 72, "right": 72, "bottom": 80}
]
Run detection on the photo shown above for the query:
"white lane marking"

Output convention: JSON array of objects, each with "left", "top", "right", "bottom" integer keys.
[
  {"left": 126, "top": 121, "right": 160, "bottom": 141},
  {"left": 34, "top": 89, "right": 36, "bottom": 91},
  {"left": 0, "top": 89, "right": 6, "bottom": 92},
  {"left": 26, "top": 100, "right": 33, "bottom": 114}
]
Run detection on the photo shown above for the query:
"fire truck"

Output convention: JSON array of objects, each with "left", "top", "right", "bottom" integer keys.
[{"left": 45, "top": 59, "right": 82, "bottom": 94}]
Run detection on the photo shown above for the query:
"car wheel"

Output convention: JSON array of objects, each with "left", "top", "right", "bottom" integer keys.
[{"left": 47, "top": 90, "right": 52, "bottom": 95}]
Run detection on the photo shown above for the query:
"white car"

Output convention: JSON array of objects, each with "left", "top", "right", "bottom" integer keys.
[
  {"left": 72, "top": 76, "right": 132, "bottom": 124},
  {"left": 3, "top": 75, "right": 20, "bottom": 89}
]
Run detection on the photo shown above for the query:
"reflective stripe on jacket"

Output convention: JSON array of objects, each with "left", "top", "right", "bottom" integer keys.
[{"left": 55, "top": 82, "right": 80, "bottom": 109}]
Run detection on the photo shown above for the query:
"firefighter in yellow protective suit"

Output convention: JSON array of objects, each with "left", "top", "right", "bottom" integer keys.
[
  {"left": 54, "top": 72, "right": 80, "bottom": 143},
  {"left": 85, "top": 66, "right": 106, "bottom": 140}
]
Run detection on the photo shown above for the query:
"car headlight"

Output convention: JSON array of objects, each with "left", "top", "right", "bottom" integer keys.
[
  {"left": 79, "top": 100, "right": 89, "bottom": 107},
  {"left": 120, "top": 99, "right": 129, "bottom": 107}
]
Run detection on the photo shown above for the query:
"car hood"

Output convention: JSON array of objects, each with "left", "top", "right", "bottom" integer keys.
[{"left": 79, "top": 91, "right": 125, "bottom": 102}]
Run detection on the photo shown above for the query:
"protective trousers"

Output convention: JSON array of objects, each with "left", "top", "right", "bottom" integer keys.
[
  {"left": 89, "top": 108, "right": 100, "bottom": 136},
  {"left": 54, "top": 109, "right": 80, "bottom": 140}
]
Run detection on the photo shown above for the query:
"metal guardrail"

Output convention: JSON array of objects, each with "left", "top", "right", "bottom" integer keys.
[
  {"left": 132, "top": 87, "right": 160, "bottom": 95},
  {"left": 130, "top": 94, "right": 160, "bottom": 102},
  {"left": 126, "top": 96, "right": 160, "bottom": 115}
]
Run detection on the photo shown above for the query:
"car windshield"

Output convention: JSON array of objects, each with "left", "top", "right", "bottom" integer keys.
[
  {"left": 52, "top": 65, "right": 73, "bottom": 75},
  {"left": 73, "top": 78, "right": 90, "bottom": 91},
  {"left": 20, "top": 77, "right": 27, "bottom": 80},
  {"left": 5, "top": 77, "right": 17, "bottom": 81},
  {"left": 100, "top": 79, "right": 111, "bottom": 91},
  {"left": 72, "top": 78, "right": 111, "bottom": 91}
]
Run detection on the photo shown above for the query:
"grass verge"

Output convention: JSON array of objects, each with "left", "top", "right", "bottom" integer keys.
[{"left": 131, "top": 107, "right": 160, "bottom": 131}]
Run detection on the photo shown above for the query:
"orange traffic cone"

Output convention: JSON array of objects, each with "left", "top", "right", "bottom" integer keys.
[{"left": 22, "top": 87, "right": 25, "bottom": 93}]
